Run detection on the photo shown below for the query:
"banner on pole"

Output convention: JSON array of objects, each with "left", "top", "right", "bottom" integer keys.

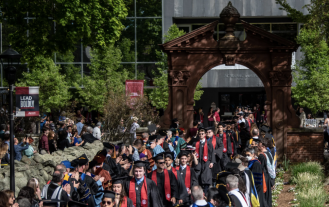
[
  {"left": 15, "top": 87, "right": 40, "bottom": 117},
  {"left": 125, "top": 80, "right": 144, "bottom": 98}
]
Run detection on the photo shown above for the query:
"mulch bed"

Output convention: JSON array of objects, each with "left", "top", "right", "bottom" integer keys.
[{"left": 276, "top": 172, "right": 296, "bottom": 207}]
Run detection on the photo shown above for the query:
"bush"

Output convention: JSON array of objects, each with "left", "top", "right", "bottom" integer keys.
[
  {"left": 293, "top": 172, "right": 322, "bottom": 189},
  {"left": 291, "top": 162, "right": 323, "bottom": 183},
  {"left": 297, "top": 184, "right": 327, "bottom": 207}
]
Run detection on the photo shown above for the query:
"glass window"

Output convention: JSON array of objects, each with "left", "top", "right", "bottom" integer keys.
[
  {"left": 137, "top": 64, "right": 158, "bottom": 86},
  {"left": 137, "top": 18, "right": 162, "bottom": 62},
  {"left": 192, "top": 24, "right": 205, "bottom": 31},
  {"left": 83, "top": 64, "right": 91, "bottom": 77},
  {"left": 178, "top": 26, "right": 190, "bottom": 34},
  {"left": 126, "top": 0, "right": 135, "bottom": 17},
  {"left": 120, "top": 19, "right": 135, "bottom": 62},
  {"left": 137, "top": 0, "right": 162, "bottom": 17},
  {"left": 251, "top": 24, "right": 270, "bottom": 32},
  {"left": 272, "top": 24, "right": 297, "bottom": 42}
]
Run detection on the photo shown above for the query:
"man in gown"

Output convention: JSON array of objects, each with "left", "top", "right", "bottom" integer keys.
[{"left": 206, "top": 127, "right": 223, "bottom": 179}]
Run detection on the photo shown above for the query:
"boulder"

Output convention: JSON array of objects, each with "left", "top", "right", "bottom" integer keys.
[
  {"left": 33, "top": 154, "right": 44, "bottom": 163},
  {"left": 20, "top": 156, "right": 32, "bottom": 165}
]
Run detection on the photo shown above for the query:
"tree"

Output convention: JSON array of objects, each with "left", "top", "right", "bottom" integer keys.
[
  {"left": 0, "top": 0, "right": 128, "bottom": 62},
  {"left": 16, "top": 56, "right": 72, "bottom": 113},
  {"left": 73, "top": 45, "right": 129, "bottom": 112},
  {"left": 276, "top": 0, "right": 329, "bottom": 114},
  {"left": 149, "top": 24, "right": 204, "bottom": 109}
]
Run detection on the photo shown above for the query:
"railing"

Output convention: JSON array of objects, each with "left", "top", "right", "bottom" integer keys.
[{"left": 304, "top": 119, "right": 318, "bottom": 128}]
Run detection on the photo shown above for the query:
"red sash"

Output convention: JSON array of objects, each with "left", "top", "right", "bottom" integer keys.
[
  {"left": 171, "top": 167, "right": 178, "bottom": 179},
  {"left": 160, "top": 143, "right": 163, "bottom": 148},
  {"left": 129, "top": 176, "right": 148, "bottom": 207},
  {"left": 121, "top": 196, "right": 127, "bottom": 207},
  {"left": 151, "top": 169, "right": 171, "bottom": 201},
  {"left": 248, "top": 119, "right": 251, "bottom": 129},
  {"left": 195, "top": 140, "right": 208, "bottom": 162},
  {"left": 212, "top": 135, "right": 216, "bottom": 149},
  {"left": 175, "top": 166, "right": 191, "bottom": 192},
  {"left": 222, "top": 133, "right": 227, "bottom": 153},
  {"left": 238, "top": 124, "right": 240, "bottom": 132}
]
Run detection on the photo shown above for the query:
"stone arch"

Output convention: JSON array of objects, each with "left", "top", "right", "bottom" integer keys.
[{"left": 159, "top": 2, "right": 300, "bottom": 158}]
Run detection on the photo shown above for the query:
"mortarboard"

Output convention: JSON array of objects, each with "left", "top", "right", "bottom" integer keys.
[
  {"left": 68, "top": 200, "right": 88, "bottom": 207},
  {"left": 224, "top": 162, "right": 240, "bottom": 170},
  {"left": 70, "top": 159, "right": 79, "bottom": 168},
  {"left": 260, "top": 125, "right": 271, "bottom": 133},
  {"left": 178, "top": 150, "right": 189, "bottom": 158},
  {"left": 77, "top": 154, "right": 89, "bottom": 165},
  {"left": 152, "top": 152, "right": 165, "bottom": 162},
  {"left": 158, "top": 129, "right": 167, "bottom": 136},
  {"left": 61, "top": 160, "right": 74, "bottom": 169},
  {"left": 42, "top": 199, "right": 66, "bottom": 207},
  {"left": 133, "top": 160, "right": 148, "bottom": 168},
  {"left": 93, "top": 154, "right": 106, "bottom": 165},
  {"left": 171, "top": 123, "right": 178, "bottom": 129},
  {"left": 217, "top": 188, "right": 232, "bottom": 206},
  {"left": 112, "top": 176, "right": 129, "bottom": 185},
  {"left": 172, "top": 118, "right": 178, "bottom": 123},
  {"left": 206, "top": 127, "right": 214, "bottom": 132},
  {"left": 164, "top": 151, "right": 175, "bottom": 160},
  {"left": 103, "top": 142, "right": 115, "bottom": 150},
  {"left": 264, "top": 133, "right": 273, "bottom": 139},
  {"left": 88, "top": 160, "right": 97, "bottom": 169},
  {"left": 148, "top": 135, "right": 157, "bottom": 143},
  {"left": 97, "top": 149, "right": 108, "bottom": 157},
  {"left": 101, "top": 190, "right": 116, "bottom": 199},
  {"left": 147, "top": 124, "right": 157, "bottom": 133}
]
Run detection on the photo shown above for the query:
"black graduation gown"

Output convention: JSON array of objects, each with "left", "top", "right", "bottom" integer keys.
[
  {"left": 168, "top": 168, "right": 189, "bottom": 203},
  {"left": 218, "top": 132, "right": 232, "bottom": 170},
  {"left": 249, "top": 160, "right": 266, "bottom": 207},
  {"left": 162, "top": 142, "right": 171, "bottom": 152},
  {"left": 239, "top": 129, "right": 250, "bottom": 150},
  {"left": 259, "top": 154, "right": 272, "bottom": 207},
  {"left": 147, "top": 170, "right": 178, "bottom": 206},
  {"left": 124, "top": 177, "right": 164, "bottom": 207},
  {"left": 114, "top": 197, "right": 133, "bottom": 207},
  {"left": 229, "top": 192, "right": 247, "bottom": 207},
  {"left": 207, "top": 135, "right": 224, "bottom": 178},
  {"left": 79, "top": 173, "right": 98, "bottom": 207},
  {"left": 192, "top": 139, "right": 215, "bottom": 185},
  {"left": 105, "top": 156, "right": 120, "bottom": 176}
]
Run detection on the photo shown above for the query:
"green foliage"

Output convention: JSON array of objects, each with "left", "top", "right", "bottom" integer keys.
[
  {"left": 282, "top": 154, "right": 290, "bottom": 171},
  {"left": 291, "top": 162, "right": 324, "bottom": 183},
  {"left": 149, "top": 24, "right": 204, "bottom": 109},
  {"left": 16, "top": 56, "right": 71, "bottom": 113},
  {"left": 56, "top": 51, "right": 82, "bottom": 86},
  {"left": 0, "top": 0, "right": 128, "bottom": 62},
  {"left": 276, "top": 0, "right": 329, "bottom": 114},
  {"left": 74, "top": 45, "right": 129, "bottom": 112}
]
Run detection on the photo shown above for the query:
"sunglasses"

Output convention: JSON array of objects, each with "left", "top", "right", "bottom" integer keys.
[
  {"left": 158, "top": 162, "right": 165, "bottom": 164},
  {"left": 199, "top": 133, "right": 205, "bottom": 135},
  {"left": 102, "top": 201, "right": 112, "bottom": 205}
]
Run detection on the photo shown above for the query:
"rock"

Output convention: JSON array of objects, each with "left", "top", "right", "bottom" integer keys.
[
  {"left": 16, "top": 176, "right": 28, "bottom": 189},
  {"left": 43, "top": 160, "right": 56, "bottom": 168},
  {"left": 0, "top": 177, "right": 10, "bottom": 190},
  {"left": 21, "top": 156, "right": 32, "bottom": 165},
  {"left": 33, "top": 154, "right": 44, "bottom": 163}
]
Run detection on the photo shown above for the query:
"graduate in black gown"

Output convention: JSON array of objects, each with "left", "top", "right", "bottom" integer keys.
[
  {"left": 245, "top": 148, "right": 267, "bottom": 207},
  {"left": 192, "top": 127, "right": 215, "bottom": 194},
  {"left": 103, "top": 143, "right": 121, "bottom": 176},
  {"left": 124, "top": 160, "right": 163, "bottom": 207},
  {"left": 147, "top": 152, "right": 178, "bottom": 207},
  {"left": 217, "top": 123, "right": 233, "bottom": 170},
  {"left": 206, "top": 127, "right": 223, "bottom": 179},
  {"left": 164, "top": 151, "right": 188, "bottom": 205},
  {"left": 111, "top": 176, "right": 133, "bottom": 207}
]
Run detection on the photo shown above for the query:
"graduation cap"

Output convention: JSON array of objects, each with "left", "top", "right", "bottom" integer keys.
[
  {"left": 42, "top": 199, "right": 67, "bottom": 207},
  {"left": 178, "top": 150, "right": 189, "bottom": 158},
  {"left": 97, "top": 149, "right": 108, "bottom": 157},
  {"left": 224, "top": 162, "right": 240, "bottom": 171},
  {"left": 152, "top": 152, "right": 165, "bottom": 162},
  {"left": 112, "top": 176, "right": 129, "bottom": 185},
  {"left": 122, "top": 154, "right": 132, "bottom": 162},
  {"left": 260, "top": 125, "right": 272, "bottom": 133},
  {"left": 172, "top": 118, "right": 178, "bottom": 123},
  {"left": 148, "top": 135, "right": 157, "bottom": 143},
  {"left": 88, "top": 160, "right": 97, "bottom": 169},
  {"left": 133, "top": 160, "right": 148, "bottom": 168},
  {"left": 147, "top": 124, "right": 157, "bottom": 133},
  {"left": 206, "top": 127, "right": 214, "bottom": 132},
  {"left": 94, "top": 154, "right": 106, "bottom": 165},
  {"left": 100, "top": 190, "right": 116, "bottom": 199},
  {"left": 158, "top": 129, "right": 167, "bottom": 137},
  {"left": 264, "top": 132, "right": 273, "bottom": 139},
  {"left": 70, "top": 159, "right": 79, "bottom": 168},
  {"left": 103, "top": 142, "right": 115, "bottom": 150},
  {"left": 68, "top": 200, "right": 88, "bottom": 207},
  {"left": 164, "top": 151, "right": 175, "bottom": 160},
  {"left": 77, "top": 154, "right": 89, "bottom": 165},
  {"left": 171, "top": 123, "right": 179, "bottom": 129},
  {"left": 217, "top": 188, "right": 232, "bottom": 207}
]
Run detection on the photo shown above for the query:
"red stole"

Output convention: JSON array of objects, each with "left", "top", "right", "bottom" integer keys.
[
  {"left": 212, "top": 135, "right": 216, "bottom": 149},
  {"left": 151, "top": 169, "right": 171, "bottom": 201},
  {"left": 238, "top": 124, "right": 241, "bottom": 132},
  {"left": 222, "top": 133, "right": 227, "bottom": 153},
  {"left": 129, "top": 176, "right": 148, "bottom": 207},
  {"left": 176, "top": 166, "right": 191, "bottom": 192},
  {"left": 248, "top": 119, "right": 251, "bottom": 129},
  {"left": 195, "top": 140, "right": 208, "bottom": 162},
  {"left": 121, "top": 197, "right": 128, "bottom": 207},
  {"left": 160, "top": 143, "right": 163, "bottom": 148},
  {"left": 171, "top": 167, "right": 178, "bottom": 179}
]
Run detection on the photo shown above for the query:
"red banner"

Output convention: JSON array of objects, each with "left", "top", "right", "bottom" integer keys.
[{"left": 125, "top": 80, "right": 144, "bottom": 98}]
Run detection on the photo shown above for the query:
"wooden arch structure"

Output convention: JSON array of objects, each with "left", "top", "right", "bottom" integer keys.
[{"left": 159, "top": 2, "right": 300, "bottom": 158}]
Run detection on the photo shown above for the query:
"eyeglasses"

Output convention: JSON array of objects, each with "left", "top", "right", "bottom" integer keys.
[
  {"left": 102, "top": 201, "right": 112, "bottom": 205},
  {"left": 158, "top": 162, "right": 165, "bottom": 164},
  {"left": 199, "top": 133, "right": 205, "bottom": 135}
]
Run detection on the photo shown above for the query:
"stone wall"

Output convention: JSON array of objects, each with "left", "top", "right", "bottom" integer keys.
[
  {"left": 0, "top": 140, "right": 103, "bottom": 196},
  {"left": 286, "top": 128, "right": 324, "bottom": 163}
]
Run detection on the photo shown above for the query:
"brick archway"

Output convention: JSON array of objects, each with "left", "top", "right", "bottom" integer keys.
[{"left": 159, "top": 2, "right": 300, "bottom": 159}]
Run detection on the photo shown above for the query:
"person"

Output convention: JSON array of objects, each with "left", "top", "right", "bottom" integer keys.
[
  {"left": 81, "top": 126, "right": 98, "bottom": 146},
  {"left": 226, "top": 175, "right": 248, "bottom": 207},
  {"left": 93, "top": 122, "right": 103, "bottom": 140},
  {"left": 100, "top": 190, "right": 116, "bottom": 207},
  {"left": 0, "top": 143, "right": 10, "bottom": 167},
  {"left": 27, "top": 178, "right": 42, "bottom": 201},
  {"left": 23, "top": 137, "right": 37, "bottom": 158},
  {"left": 47, "top": 131, "right": 57, "bottom": 154},
  {"left": 147, "top": 152, "right": 178, "bottom": 206},
  {"left": 13, "top": 137, "right": 30, "bottom": 161},
  {"left": 190, "top": 185, "right": 214, "bottom": 207},
  {"left": 247, "top": 128, "right": 260, "bottom": 148},
  {"left": 3, "top": 190, "right": 18, "bottom": 207},
  {"left": 124, "top": 160, "right": 163, "bottom": 207},
  {"left": 239, "top": 123, "right": 250, "bottom": 150},
  {"left": 76, "top": 118, "right": 84, "bottom": 136},
  {"left": 93, "top": 153, "right": 112, "bottom": 190},
  {"left": 194, "top": 108, "right": 204, "bottom": 127},
  {"left": 192, "top": 127, "right": 215, "bottom": 194},
  {"left": 41, "top": 171, "right": 71, "bottom": 203},
  {"left": 103, "top": 143, "right": 120, "bottom": 176},
  {"left": 0, "top": 191, "right": 10, "bottom": 207},
  {"left": 39, "top": 127, "right": 50, "bottom": 154},
  {"left": 111, "top": 177, "right": 133, "bottom": 207},
  {"left": 17, "top": 186, "right": 40, "bottom": 207},
  {"left": 164, "top": 151, "right": 187, "bottom": 205},
  {"left": 299, "top": 107, "right": 306, "bottom": 127},
  {"left": 206, "top": 187, "right": 220, "bottom": 207},
  {"left": 206, "top": 127, "right": 223, "bottom": 179},
  {"left": 207, "top": 108, "right": 215, "bottom": 127},
  {"left": 170, "top": 129, "right": 186, "bottom": 156},
  {"left": 0, "top": 124, "right": 5, "bottom": 141},
  {"left": 71, "top": 129, "right": 84, "bottom": 147},
  {"left": 217, "top": 123, "right": 233, "bottom": 170},
  {"left": 188, "top": 120, "right": 199, "bottom": 141},
  {"left": 149, "top": 135, "right": 165, "bottom": 157},
  {"left": 214, "top": 108, "right": 220, "bottom": 134},
  {"left": 129, "top": 117, "right": 140, "bottom": 145},
  {"left": 170, "top": 118, "right": 179, "bottom": 129},
  {"left": 17, "top": 198, "right": 31, "bottom": 207},
  {"left": 57, "top": 130, "right": 70, "bottom": 150},
  {"left": 245, "top": 148, "right": 266, "bottom": 207},
  {"left": 253, "top": 106, "right": 261, "bottom": 127}
]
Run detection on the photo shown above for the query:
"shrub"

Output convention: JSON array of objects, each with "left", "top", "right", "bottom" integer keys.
[
  {"left": 297, "top": 184, "right": 327, "bottom": 207},
  {"left": 293, "top": 172, "right": 322, "bottom": 190},
  {"left": 291, "top": 162, "right": 323, "bottom": 183}
]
